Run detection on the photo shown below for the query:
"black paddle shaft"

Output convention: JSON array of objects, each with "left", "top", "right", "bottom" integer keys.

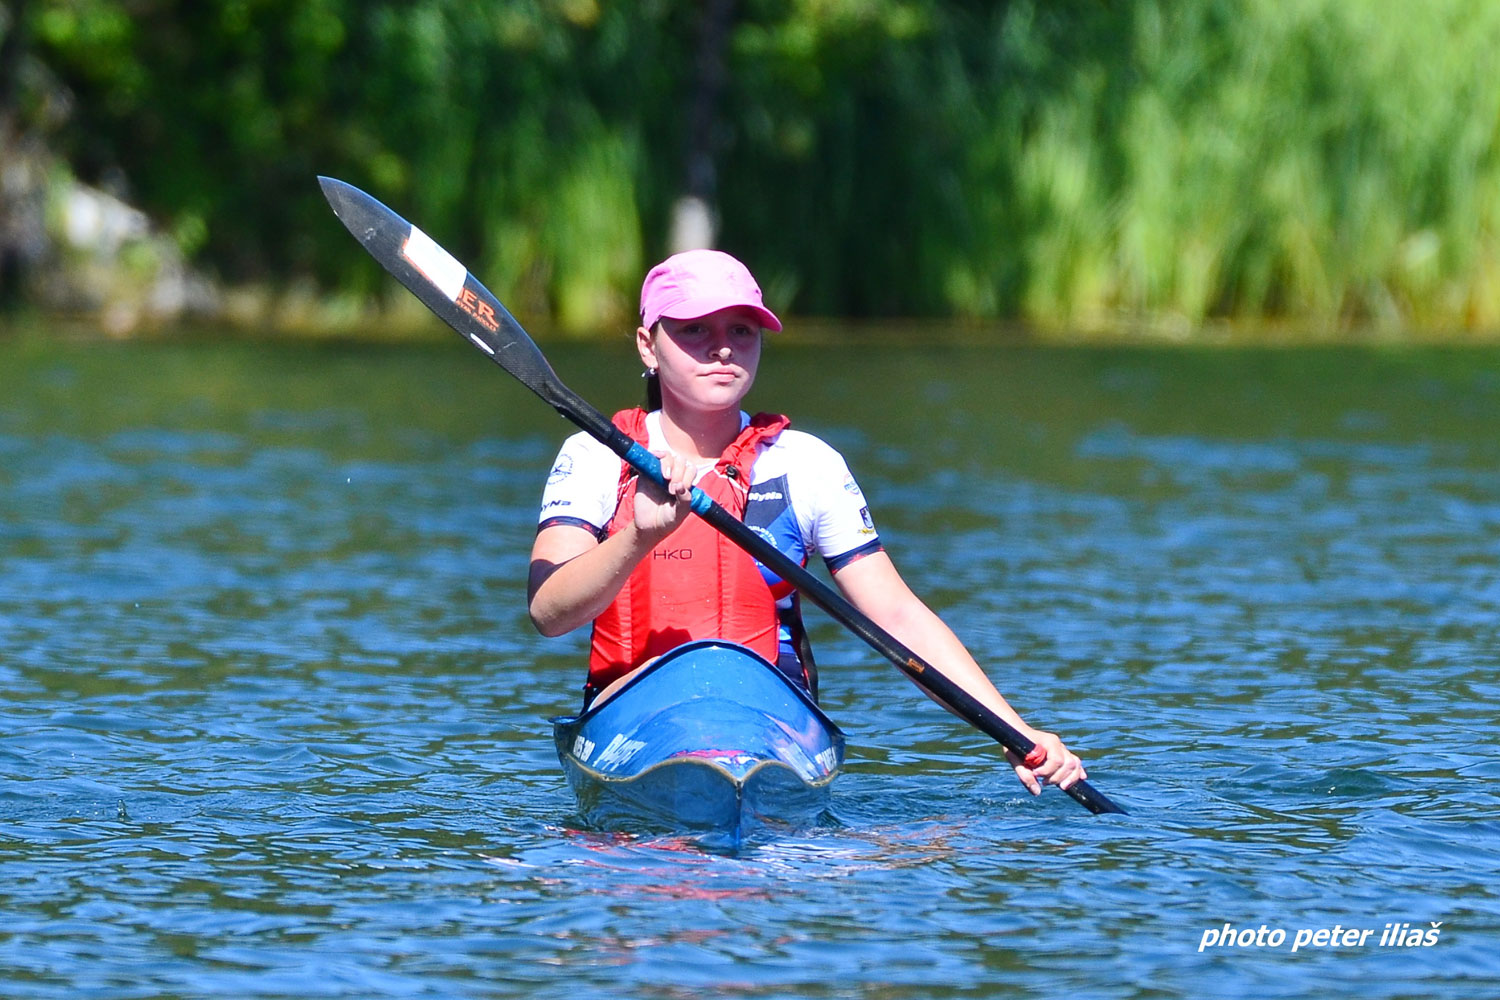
[{"left": 317, "top": 176, "right": 1127, "bottom": 816}]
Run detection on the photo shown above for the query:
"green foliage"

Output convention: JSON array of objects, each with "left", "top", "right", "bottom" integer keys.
[
  {"left": 15, "top": 0, "right": 1500, "bottom": 334},
  {"left": 953, "top": 0, "right": 1500, "bottom": 331}
]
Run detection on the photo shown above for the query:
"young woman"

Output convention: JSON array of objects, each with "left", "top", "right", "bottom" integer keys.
[{"left": 528, "top": 249, "right": 1086, "bottom": 796}]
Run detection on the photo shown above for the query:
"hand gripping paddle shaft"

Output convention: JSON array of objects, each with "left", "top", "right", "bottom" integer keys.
[{"left": 318, "top": 176, "right": 1126, "bottom": 816}]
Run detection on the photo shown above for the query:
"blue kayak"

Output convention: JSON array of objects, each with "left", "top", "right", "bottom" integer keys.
[{"left": 552, "top": 639, "right": 845, "bottom": 834}]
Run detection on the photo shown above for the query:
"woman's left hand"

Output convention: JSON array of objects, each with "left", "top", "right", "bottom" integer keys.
[{"left": 1007, "top": 730, "right": 1086, "bottom": 795}]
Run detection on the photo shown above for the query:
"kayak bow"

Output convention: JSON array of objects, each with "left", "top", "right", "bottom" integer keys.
[{"left": 553, "top": 640, "right": 845, "bottom": 834}]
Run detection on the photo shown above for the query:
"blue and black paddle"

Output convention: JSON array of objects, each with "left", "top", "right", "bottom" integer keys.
[{"left": 317, "top": 176, "right": 1127, "bottom": 816}]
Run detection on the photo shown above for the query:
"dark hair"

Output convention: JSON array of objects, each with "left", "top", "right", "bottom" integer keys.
[{"left": 642, "top": 321, "right": 662, "bottom": 410}]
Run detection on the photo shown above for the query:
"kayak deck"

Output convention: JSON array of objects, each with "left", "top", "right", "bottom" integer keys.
[{"left": 552, "top": 640, "right": 845, "bottom": 834}]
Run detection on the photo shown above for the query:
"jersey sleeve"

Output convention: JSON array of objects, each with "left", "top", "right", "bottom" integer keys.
[
  {"left": 786, "top": 432, "right": 882, "bottom": 572},
  {"left": 537, "top": 432, "right": 620, "bottom": 536}
]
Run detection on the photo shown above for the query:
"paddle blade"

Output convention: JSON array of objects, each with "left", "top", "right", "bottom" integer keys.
[{"left": 317, "top": 176, "right": 589, "bottom": 419}]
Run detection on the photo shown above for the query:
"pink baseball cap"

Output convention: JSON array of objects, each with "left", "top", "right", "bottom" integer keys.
[{"left": 639, "top": 249, "right": 782, "bottom": 332}]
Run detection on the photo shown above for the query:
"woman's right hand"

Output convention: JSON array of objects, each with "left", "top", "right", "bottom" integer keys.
[{"left": 632, "top": 451, "right": 695, "bottom": 537}]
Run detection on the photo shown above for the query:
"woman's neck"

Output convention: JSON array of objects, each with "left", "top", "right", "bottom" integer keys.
[{"left": 655, "top": 403, "right": 743, "bottom": 464}]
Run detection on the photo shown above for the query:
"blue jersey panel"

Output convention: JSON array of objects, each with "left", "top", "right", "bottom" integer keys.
[{"left": 744, "top": 474, "right": 805, "bottom": 587}]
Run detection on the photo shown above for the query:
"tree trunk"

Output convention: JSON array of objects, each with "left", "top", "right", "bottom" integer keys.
[{"left": 668, "top": 0, "right": 735, "bottom": 254}]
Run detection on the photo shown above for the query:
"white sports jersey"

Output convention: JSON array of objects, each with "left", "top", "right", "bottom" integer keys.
[{"left": 538, "top": 410, "right": 881, "bottom": 575}]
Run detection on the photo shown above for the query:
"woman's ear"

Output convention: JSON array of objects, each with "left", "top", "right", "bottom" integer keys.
[{"left": 636, "top": 324, "right": 658, "bottom": 371}]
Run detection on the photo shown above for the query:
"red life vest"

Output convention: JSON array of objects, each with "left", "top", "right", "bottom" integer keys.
[{"left": 587, "top": 408, "right": 792, "bottom": 695}]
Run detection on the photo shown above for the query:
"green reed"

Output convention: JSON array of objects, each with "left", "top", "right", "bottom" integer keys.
[{"left": 953, "top": 0, "right": 1500, "bottom": 333}]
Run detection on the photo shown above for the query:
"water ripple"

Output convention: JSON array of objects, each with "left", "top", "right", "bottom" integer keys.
[{"left": 3, "top": 342, "right": 1499, "bottom": 998}]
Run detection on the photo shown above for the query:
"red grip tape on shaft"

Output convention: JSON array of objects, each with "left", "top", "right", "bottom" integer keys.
[{"left": 1023, "top": 745, "right": 1047, "bottom": 769}]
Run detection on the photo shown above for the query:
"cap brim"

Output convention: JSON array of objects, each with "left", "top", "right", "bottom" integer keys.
[{"left": 656, "top": 296, "right": 782, "bottom": 333}]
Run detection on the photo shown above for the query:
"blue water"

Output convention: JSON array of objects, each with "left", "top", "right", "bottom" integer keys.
[{"left": 2, "top": 337, "right": 1497, "bottom": 998}]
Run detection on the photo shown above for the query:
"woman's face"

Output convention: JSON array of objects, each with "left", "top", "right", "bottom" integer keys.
[{"left": 638, "top": 306, "right": 763, "bottom": 415}]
